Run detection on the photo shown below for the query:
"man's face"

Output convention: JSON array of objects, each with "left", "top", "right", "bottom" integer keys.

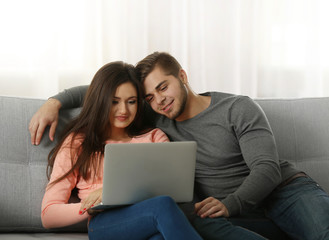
[{"left": 143, "top": 66, "right": 187, "bottom": 120}]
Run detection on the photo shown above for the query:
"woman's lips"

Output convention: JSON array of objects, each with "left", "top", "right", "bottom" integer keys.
[{"left": 116, "top": 116, "right": 128, "bottom": 121}]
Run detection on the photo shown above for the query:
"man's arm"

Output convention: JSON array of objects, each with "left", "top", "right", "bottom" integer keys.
[
  {"left": 52, "top": 85, "right": 89, "bottom": 109},
  {"left": 29, "top": 85, "right": 88, "bottom": 145},
  {"left": 195, "top": 96, "right": 281, "bottom": 218},
  {"left": 222, "top": 96, "right": 281, "bottom": 216}
]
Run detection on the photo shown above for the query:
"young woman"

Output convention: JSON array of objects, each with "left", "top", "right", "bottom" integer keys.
[{"left": 41, "top": 62, "right": 202, "bottom": 240}]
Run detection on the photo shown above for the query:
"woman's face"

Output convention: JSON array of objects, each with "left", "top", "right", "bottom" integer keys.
[{"left": 109, "top": 82, "right": 138, "bottom": 132}]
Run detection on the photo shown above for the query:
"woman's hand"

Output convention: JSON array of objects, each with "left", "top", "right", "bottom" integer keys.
[{"left": 79, "top": 188, "right": 103, "bottom": 215}]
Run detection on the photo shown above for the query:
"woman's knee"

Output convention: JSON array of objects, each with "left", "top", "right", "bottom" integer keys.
[
  {"left": 147, "top": 196, "right": 178, "bottom": 212},
  {"left": 150, "top": 195, "right": 175, "bottom": 206}
]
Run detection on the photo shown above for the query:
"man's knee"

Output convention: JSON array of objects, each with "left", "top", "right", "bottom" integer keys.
[
  {"left": 193, "top": 216, "right": 232, "bottom": 233},
  {"left": 192, "top": 216, "right": 264, "bottom": 240}
]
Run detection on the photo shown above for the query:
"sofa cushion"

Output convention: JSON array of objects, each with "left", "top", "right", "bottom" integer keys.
[{"left": 0, "top": 96, "right": 86, "bottom": 233}]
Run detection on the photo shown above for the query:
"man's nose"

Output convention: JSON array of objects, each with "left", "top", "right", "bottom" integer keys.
[{"left": 155, "top": 93, "right": 165, "bottom": 105}]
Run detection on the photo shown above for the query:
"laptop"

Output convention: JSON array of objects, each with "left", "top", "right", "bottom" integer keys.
[{"left": 91, "top": 141, "right": 197, "bottom": 210}]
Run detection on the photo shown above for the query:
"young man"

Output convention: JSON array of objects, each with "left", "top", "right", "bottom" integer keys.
[{"left": 30, "top": 52, "right": 329, "bottom": 240}]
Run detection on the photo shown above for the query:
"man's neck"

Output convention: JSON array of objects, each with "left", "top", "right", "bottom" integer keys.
[{"left": 176, "top": 92, "right": 211, "bottom": 122}]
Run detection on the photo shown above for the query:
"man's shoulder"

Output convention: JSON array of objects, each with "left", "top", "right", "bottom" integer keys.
[
  {"left": 202, "top": 91, "right": 244, "bottom": 102},
  {"left": 203, "top": 91, "right": 250, "bottom": 110}
]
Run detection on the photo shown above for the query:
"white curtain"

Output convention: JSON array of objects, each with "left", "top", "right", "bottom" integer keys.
[{"left": 0, "top": 0, "right": 329, "bottom": 99}]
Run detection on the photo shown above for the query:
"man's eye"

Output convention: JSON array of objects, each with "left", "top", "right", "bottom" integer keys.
[
  {"left": 160, "top": 86, "right": 167, "bottom": 91},
  {"left": 145, "top": 96, "right": 153, "bottom": 103}
]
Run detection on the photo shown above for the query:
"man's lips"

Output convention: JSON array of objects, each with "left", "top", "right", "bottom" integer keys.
[{"left": 161, "top": 100, "right": 174, "bottom": 112}]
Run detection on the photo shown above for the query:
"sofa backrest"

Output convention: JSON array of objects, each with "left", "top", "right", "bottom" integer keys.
[
  {"left": 0, "top": 95, "right": 328, "bottom": 233},
  {"left": 0, "top": 96, "right": 85, "bottom": 233},
  {"left": 256, "top": 97, "right": 329, "bottom": 193}
]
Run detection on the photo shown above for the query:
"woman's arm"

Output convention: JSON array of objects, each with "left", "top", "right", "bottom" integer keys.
[
  {"left": 41, "top": 135, "right": 89, "bottom": 229},
  {"left": 152, "top": 128, "right": 170, "bottom": 142}
]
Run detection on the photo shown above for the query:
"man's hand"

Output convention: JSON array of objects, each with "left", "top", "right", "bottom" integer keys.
[
  {"left": 29, "top": 98, "right": 61, "bottom": 145},
  {"left": 80, "top": 188, "right": 103, "bottom": 215},
  {"left": 194, "top": 197, "right": 229, "bottom": 218}
]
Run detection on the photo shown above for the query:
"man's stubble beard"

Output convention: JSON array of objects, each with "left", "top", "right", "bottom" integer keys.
[{"left": 169, "top": 83, "right": 188, "bottom": 120}]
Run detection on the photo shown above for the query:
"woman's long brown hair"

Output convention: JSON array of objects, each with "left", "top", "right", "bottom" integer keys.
[{"left": 46, "top": 62, "right": 147, "bottom": 187}]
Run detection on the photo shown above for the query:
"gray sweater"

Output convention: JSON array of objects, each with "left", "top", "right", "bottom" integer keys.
[{"left": 54, "top": 87, "right": 299, "bottom": 216}]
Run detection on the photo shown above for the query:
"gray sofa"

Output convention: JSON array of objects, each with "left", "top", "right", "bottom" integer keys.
[{"left": 1, "top": 95, "right": 328, "bottom": 240}]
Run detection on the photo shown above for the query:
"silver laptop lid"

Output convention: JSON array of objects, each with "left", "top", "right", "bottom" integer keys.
[{"left": 101, "top": 141, "right": 197, "bottom": 206}]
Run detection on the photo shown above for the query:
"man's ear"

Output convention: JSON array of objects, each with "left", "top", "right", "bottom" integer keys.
[{"left": 178, "top": 69, "right": 188, "bottom": 84}]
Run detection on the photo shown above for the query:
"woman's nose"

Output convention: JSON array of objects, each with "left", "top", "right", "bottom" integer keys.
[{"left": 118, "top": 102, "right": 128, "bottom": 113}]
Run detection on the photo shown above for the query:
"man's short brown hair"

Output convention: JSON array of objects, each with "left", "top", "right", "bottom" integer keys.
[{"left": 136, "top": 52, "right": 182, "bottom": 83}]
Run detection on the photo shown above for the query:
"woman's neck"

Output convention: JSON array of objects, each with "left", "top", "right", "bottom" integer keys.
[{"left": 108, "top": 128, "right": 132, "bottom": 142}]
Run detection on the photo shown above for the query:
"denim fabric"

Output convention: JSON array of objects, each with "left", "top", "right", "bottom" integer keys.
[
  {"left": 265, "top": 176, "right": 329, "bottom": 240},
  {"left": 229, "top": 214, "right": 290, "bottom": 240},
  {"left": 148, "top": 233, "right": 165, "bottom": 240},
  {"left": 192, "top": 216, "right": 266, "bottom": 240},
  {"left": 192, "top": 176, "right": 329, "bottom": 240},
  {"left": 88, "top": 196, "right": 202, "bottom": 240}
]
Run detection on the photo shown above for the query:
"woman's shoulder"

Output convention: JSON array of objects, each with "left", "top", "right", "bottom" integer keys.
[
  {"left": 61, "top": 132, "right": 85, "bottom": 149},
  {"left": 134, "top": 128, "right": 169, "bottom": 143},
  {"left": 52, "top": 133, "right": 85, "bottom": 170}
]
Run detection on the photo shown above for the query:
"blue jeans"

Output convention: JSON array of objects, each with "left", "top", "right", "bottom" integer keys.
[
  {"left": 192, "top": 176, "right": 329, "bottom": 240},
  {"left": 88, "top": 195, "right": 202, "bottom": 240},
  {"left": 265, "top": 176, "right": 329, "bottom": 240},
  {"left": 192, "top": 216, "right": 266, "bottom": 240}
]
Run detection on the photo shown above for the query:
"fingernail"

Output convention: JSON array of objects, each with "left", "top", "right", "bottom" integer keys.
[
  {"left": 83, "top": 208, "right": 86, "bottom": 211},
  {"left": 91, "top": 205, "right": 94, "bottom": 207},
  {"left": 79, "top": 211, "right": 83, "bottom": 215}
]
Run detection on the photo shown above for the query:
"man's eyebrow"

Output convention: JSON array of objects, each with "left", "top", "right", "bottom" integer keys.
[
  {"left": 145, "top": 80, "right": 168, "bottom": 95},
  {"left": 144, "top": 80, "right": 168, "bottom": 99},
  {"left": 155, "top": 80, "right": 168, "bottom": 90}
]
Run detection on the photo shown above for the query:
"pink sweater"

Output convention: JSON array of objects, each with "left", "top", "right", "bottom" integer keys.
[{"left": 41, "top": 128, "right": 169, "bottom": 229}]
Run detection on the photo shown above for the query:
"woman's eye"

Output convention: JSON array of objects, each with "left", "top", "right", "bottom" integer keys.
[
  {"left": 128, "top": 100, "right": 136, "bottom": 104},
  {"left": 112, "top": 100, "right": 119, "bottom": 104}
]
